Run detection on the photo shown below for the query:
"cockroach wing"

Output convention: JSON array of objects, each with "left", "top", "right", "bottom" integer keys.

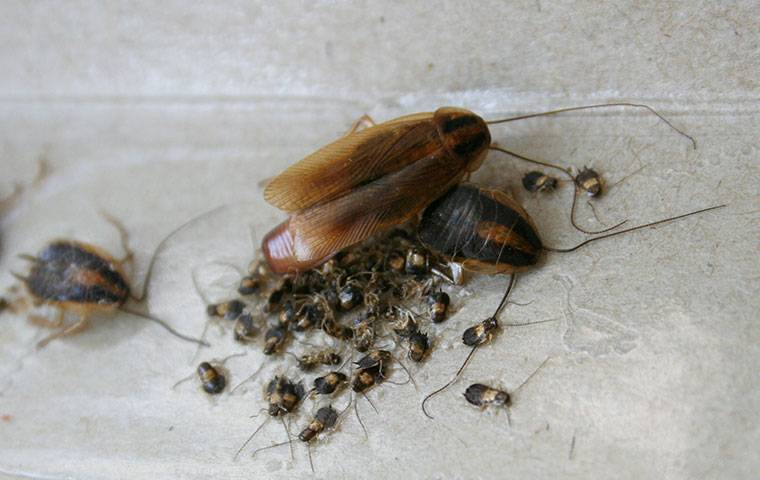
[
  {"left": 264, "top": 112, "right": 436, "bottom": 213},
  {"left": 287, "top": 150, "right": 467, "bottom": 265}
]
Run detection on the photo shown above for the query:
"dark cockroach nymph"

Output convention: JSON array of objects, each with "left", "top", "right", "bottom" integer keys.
[
  {"left": 575, "top": 167, "right": 603, "bottom": 197},
  {"left": 234, "top": 375, "right": 306, "bottom": 461},
  {"left": 263, "top": 324, "right": 288, "bottom": 355},
  {"left": 427, "top": 291, "right": 450, "bottom": 323},
  {"left": 522, "top": 170, "right": 558, "bottom": 193},
  {"left": 419, "top": 184, "right": 724, "bottom": 418},
  {"left": 408, "top": 331, "right": 430, "bottom": 362},
  {"left": 464, "top": 358, "right": 550, "bottom": 425},
  {"left": 233, "top": 312, "right": 258, "bottom": 343},
  {"left": 312, "top": 371, "right": 348, "bottom": 396},
  {"left": 337, "top": 283, "right": 363, "bottom": 311},
  {"left": 13, "top": 216, "right": 207, "bottom": 349},
  {"left": 261, "top": 103, "right": 695, "bottom": 273},
  {"left": 206, "top": 299, "right": 245, "bottom": 321},
  {"left": 250, "top": 405, "right": 342, "bottom": 472},
  {"left": 237, "top": 259, "right": 269, "bottom": 296},
  {"left": 405, "top": 248, "right": 429, "bottom": 275},
  {"left": 172, "top": 352, "right": 246, "bottom": 395}
]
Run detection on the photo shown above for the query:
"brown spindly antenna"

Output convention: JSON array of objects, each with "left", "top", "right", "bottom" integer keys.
[
  {"left": 485, "top": 102, "right": 697, "bottom": 150},
  {"left": 544, "top": 204, "right": 727, "bottom": 253}
]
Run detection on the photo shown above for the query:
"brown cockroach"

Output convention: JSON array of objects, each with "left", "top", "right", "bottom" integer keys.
[
  {"left": 12, "top": 215, "right": 207, "bottom": 349},
  {"left": 261, "top": 104, "right": 695, "bottom": 273},
  {"left": 418, "top": 183, "right": 724, "bottom": 418}
]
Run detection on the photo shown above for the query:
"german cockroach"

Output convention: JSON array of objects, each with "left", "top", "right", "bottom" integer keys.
[
  {"left": 263, "top": 276, "right": 293, "bottom": 313},
  {"left": 13, "top": 216, "right": 207, "bottom": 349},
  {"left": 522, "top": 170, "right": 558, "bottom": 193},
  {"left": 206, "top": 299, "right": 245, "bottom": 321},
  {"left": 419, "top": 184, "right": 724, "bottom": 418},
  {"left": 404, "top": 247, "right": 429, "bottom": 275},
  {"left": 408, "top": 331, "right": 430, "bottom": 362},
  {"left": 172, "top": 352, "right": 246, "bottom": 395},
  {"left": 263, "top": 324, "right": 288, "bottom": 355},
  {"left": 351, "top": 315, "right": 375, "bottom": 353},
  {"left": 311, "top": 371, "right": 348, "bottom": 396},
  {"left": 391, "top": 307, "right": 418, "bottom": 338},
  {"left": 233, "top": 312, "right": 258, "bottom": 343},
  {"left": 250, "top": 405, "right": 342, "bottom": 472},
  {"left": 234, "top": 375, "right": 305, "bottom": 460},
  {"left": 278, "top": 300, "right": 296, "bottom": 327},
  {"left": 261, "top": 103, "right": 695, "bottom": 273},
  {"left": 354, "top": 349, "right": 392, "bottom": 371},
  {"left": 427, "top": 291, "right": 450, "bottom": 323},
  {"left": 322, "top": 318, "right": 353, "bottom": 341},
  {"left": 464, "top": 358, "right": 550, "bottom": 425},
  {"left": 351, "top": 367, "right": 384, "bottom": 393},
  {"left": 337, "top": 283, "right": 363, "bottom": 311},
  {"left": 575, "top": 167, "right": 603, "bottom": 197}
]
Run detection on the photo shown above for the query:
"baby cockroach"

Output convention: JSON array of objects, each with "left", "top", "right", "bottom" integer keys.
[
  {"left": 278, "top": 300, "right": 296, "bottom": 327},
  {"left": 354, "top": 349, "right": 392, "bottom": 371},
  {"left": 427, "top": 291, "right": 450, "bottom": 323},
  {"left": 263, "top": 276, "right": 293, "bottom": 313},
  {"left": 575, "top": 167, "right": 603, "bottom": 197},
  {"left": 234, "top": 375, "right": 305, "bottom": 461},
  {"left": 351, "top": 317, "right": 375, "bottom": 353},
  {"left": 311, "top": 371, "right": 348, "bottom": 396},
  {"left": 387, "top": 250, "right": 406, "bottom": 273},
  {"left": 172, "top": 352, "right": 246, "bottom": 395},
  {"left": 351, "top": 366, "right": 384, "bottom": 393},
  {"left": 337, "top": 283, "right": 363, "bottom": 311},
  {"left": 522, "top": 170, "right": 559, "bottom": 193},
  {"left": 288, "top": 349, "right": 342, "bottom": 372},
  {"left": 408, "top": 331, "right": 430, "bottom": 362},
  {"left": 238, "top": 275, "right": 262, "bottom": 295},
  {"left": 263, "top": 324, "right": 288, "bottom": 355},
  {"left": 206, "top": 299, "right": 245, "bottom": 321},
  {"left": 261, "top": 103, "right": 695, "bottom": 273},
  {"left": 405, "top": 247, "right": 429, "bottom": 275},
  {"left": 234, "top": 312, "right": 258, "bottom": 343},
  {"left": 464, "top": 357, "right": 550, "bottom": 426},
  {"left": 419, "top": 184, "right": 724, "bottom": 418},
  {"left": 250, "top": 405, "right": 342, "bottom": 473},
  {"left": 13, "top": 216, "right": 207, "bottom": 349}
]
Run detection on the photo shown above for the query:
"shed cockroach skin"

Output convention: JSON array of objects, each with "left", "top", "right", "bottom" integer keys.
[{"left": 262, "top": 107, "right": 490, "bottom": 273}]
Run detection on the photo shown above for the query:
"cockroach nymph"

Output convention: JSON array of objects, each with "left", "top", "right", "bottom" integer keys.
[
  {"left": 233, "top": 312, "right": 258, "bottom": 343},
  {"left": 250, "top": 405, "right": 342, "bottom": 473},
  {"left": 238, "top": 275, "right": 262, "bottom": 295},
  {"left": 172, "top": 352, "right": 246, "bottom": 395},
  {"left": 206, "top": 299, "right": 245, "bottom": 321},
  {"left": 408, "top": 331, "right": 430, "bottom": 362},
  {"left": 337, "top": 283, "right": 363, "bottom": 311},
  {"left": 13, "top": 216, "right": 207, "bottom": 349},
  {"left": 261, "top": 103, "right": 696, "bottom": 273},
  {"left": 354, "top": 349, "right": 392, "bottom": 371},
  {"left": 391, "top": 308, "right": 418, "bottom": 338},
  {"left": 522, "top": 170, "right": 558, "bottom": 193},
  {"left": 234, "top": 375, "right": 305, "bottom": 461},
  {"left": 351, "top": 367, "right": 384, "bottom": 393},
  {"left": 575, "top": 167, "right": 603, "bottom": 197},
  {"left": 464, "top": 358, "right": 550, "bottom": 425},
  {"left": 312, "top": 371, "right": 348, "bottom": 396},
  {"left": 405, "top": 248, "right": 429, "bottom": 275},
  {"left": 419, "top": 184, "right": 724, "bottom": 418},
  {"left": 263, "top": 324, "right": 288, "bottom": 355},
  {"left": 427, "top": 291, "right": 450, "bottom": 323}
]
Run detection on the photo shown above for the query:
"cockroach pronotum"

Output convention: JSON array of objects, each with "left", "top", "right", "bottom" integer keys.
[
  {"left": 261, "top": 104, "right": 696, "bottom": 273},
  {"left": 12, "top": 215, "right": 208, "bottom": 349},
  {"left": 418, "top": 183, "right": 724, "bottom": 418}
]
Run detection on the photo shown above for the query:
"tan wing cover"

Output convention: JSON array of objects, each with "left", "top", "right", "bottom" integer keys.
[
  {"left": 264, "top": 113, "right": 437, "bottom": 212},
  {"left": 287, "top": 150, "right": 467, "bottom": 263}
]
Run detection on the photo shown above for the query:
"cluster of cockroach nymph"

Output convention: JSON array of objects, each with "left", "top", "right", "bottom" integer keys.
[{"left": 3, "top": 103, "right": 725, "bottom": 472}]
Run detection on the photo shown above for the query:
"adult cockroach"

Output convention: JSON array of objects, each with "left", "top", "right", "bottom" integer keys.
[
  {"left": 13, "top": 215, "right": 208, "bottom": 349},
  {"left": 418, "top": 183, "right": 724, "bottom": 418},
  {"left": 261, "top": 103, "right": 695, "bottom": 273}
]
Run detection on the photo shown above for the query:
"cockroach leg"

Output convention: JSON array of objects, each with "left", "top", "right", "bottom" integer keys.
[{"left": 36, "top": 314, "right": 91, "bottom": 349}]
